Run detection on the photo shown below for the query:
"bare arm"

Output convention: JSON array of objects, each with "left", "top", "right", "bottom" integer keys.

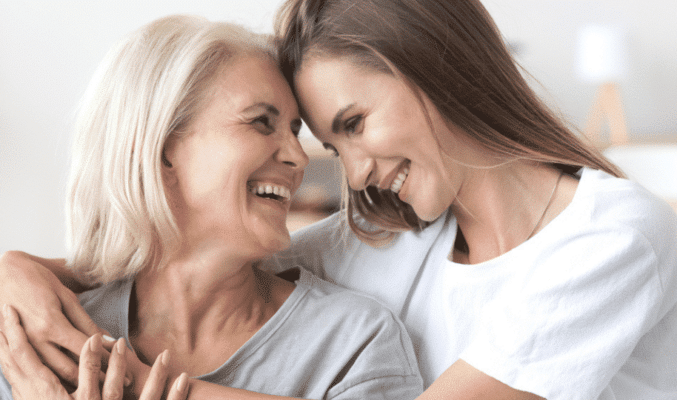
[
  {"left": 6, "top": 251, "right": 91, "bottom": 293},
  {"left": 162, "top": 363, "right": 542, "bottom": 400},
  {"left": 0, "top": 304, "right": 188, "bottom": 400},
  {"left": 0, "top": 251, "right": 101, "bottom": 385},
  {"left": 0, "top": 251, "right": 545, "bottom": 399},
  {"left": 416, "top": 360, "right": 545, "bottom": 400}
]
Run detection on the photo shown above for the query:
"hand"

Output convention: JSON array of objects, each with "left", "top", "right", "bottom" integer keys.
[
  {"left": 138, "top": 352, "right": 189, "bottom": 400},
  {"left": 0, "top": 304, "right": 189, "bottom": 400},
  {"left": 0, "top": 251, "right": 101, "bottom": 385},
  {"left": 121, "top": 345, "right": 190, "bottom": 400}
]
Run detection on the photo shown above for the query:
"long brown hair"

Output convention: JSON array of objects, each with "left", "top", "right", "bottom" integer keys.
[{"left": 275, "top": 0, "right": 622, "bottom": 245}]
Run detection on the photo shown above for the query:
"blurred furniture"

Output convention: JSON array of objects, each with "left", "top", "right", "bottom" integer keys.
[
  {"left": 287, "top": 136, "right": 342, "bottom": 231},
  {"left": 585, "top": 82, "right": 628, "bottom": 146},
  {"left": 576, "top": 25, "right": 629, "bottom": 147}
]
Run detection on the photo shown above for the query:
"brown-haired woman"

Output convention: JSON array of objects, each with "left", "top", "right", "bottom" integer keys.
[
  {"left": 266, "top": 0, "right": 677, "bottom": 399},
  {"left": 1, "top": 1, "right": 677, "bottom": 399}
]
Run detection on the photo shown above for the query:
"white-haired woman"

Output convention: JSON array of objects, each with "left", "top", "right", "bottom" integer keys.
[{"left": 0, "top": 15, "right": 422, "bottom": 400}]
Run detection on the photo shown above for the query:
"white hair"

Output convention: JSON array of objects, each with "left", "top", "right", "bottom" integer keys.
[{"left": 66, "top": 15, "right": 274, "bottom": 284}]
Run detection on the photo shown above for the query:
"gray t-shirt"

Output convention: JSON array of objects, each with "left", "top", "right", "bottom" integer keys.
[{"left": 1, "top": 268, "right": 421, "bottom": 400}]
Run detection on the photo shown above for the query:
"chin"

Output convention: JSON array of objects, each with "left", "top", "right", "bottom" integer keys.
[
  {"left": 258, "top": 229, "right": 292, "bottom": 255},
  {"left": 412, "top": 204, "right": 447, "bottom": 222}
]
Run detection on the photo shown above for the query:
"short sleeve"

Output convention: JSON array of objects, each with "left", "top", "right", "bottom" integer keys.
[
  {"left": 461, "top": 225, "right": 666, "bottom": 400},
  {"left": 329, "top": 375, "right": 424, "bottom": 400},
  {"left": 324, "top": 309, "right": 424, "bottom": 400},
  {"left": 298, "top": 272, "right": 424, "bottom": 400}
]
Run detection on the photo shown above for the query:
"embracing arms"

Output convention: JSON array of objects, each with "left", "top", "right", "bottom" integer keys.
[
  {"left": 0, "top": 304, "right": 188, "bottom": 400},
  {"left": 0, "top": 250, "right": 544, "bottom": 400}
]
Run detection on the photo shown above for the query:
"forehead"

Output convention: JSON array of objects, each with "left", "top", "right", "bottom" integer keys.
[
  {"left": 293, "top": 57, "right": 393, "bottom": 130},
  {"left": 207, "top": 55, "right": 298, "bottom": 113}
]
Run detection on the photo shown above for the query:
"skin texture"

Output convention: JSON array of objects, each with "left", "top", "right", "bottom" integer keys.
[
  {"left": 294, "top": 56, "right": 565, "bottom": 399},
  {"left": 129, "top": 54, "right": 305, "bottom": 379},
  {"left": 0, "top": 53, "right": 562, "bottom": 398},
  {"left": 0, "top": 304, "right": 189, "bottom": 400},
  {"left": 295, "top": 57, "right": 466, "bottom": 222},
  {"left": 295, "top": 56, "right": 578, "bottom": 265},
  {"left": 0, "top": 42, "right": 584, "bottom": 400},
  {"left": 163, "top": 55, "right": 307, "bottom": 259},
  {"left": 0, "top": 55, "right": 309, "bottom": 399}
]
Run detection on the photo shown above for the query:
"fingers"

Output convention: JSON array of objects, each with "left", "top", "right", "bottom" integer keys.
[
  {"left": 139, "top": 350, "right": 170, "bottom": 400},
  {"left": 24, "top": 309, "right": 91, "bottom": 386},
  {"left": 1, "top": 304, "right": 52, "bottom": 377},
  {"left": 101, "top": 338, "right": 128, "bottom": 400},
  {"left": 60, "top": 287, "right": 105, "bottom": 338},
  {"left": 75, "top": 334, "right": 103, "bottom": 400},
  {"left": 0, "top": 305, "right": 69, "bottom": 399},
  {"left": 0, "top": 328, "right": 18, "bottom": 382},
  {"left": 36, "top": 343, "right": 81, "bottom": 385},
  {"left": 166, "top": 373, "right": 190, "bottom": 400}
]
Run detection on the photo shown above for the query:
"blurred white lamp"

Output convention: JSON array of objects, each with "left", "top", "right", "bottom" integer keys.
[{"left": 576, "top": 25, "right": 630, "bottom": 145}]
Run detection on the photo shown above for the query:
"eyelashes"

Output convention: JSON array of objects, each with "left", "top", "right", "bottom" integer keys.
[
  {"left": 251, "top": 115, "right": 274, "bottom": 134},
  {"left": 291, "top": 119, "right": 303, "bottom": 137},
  {"left": 322, "top": 114, "right": 363, "bottom": 157},
  {"left": 251, "top": 115, "right": 303, "bottom": 137},
  {"left": 343, "top": 115, "right": 363, "bottom": 134},
  {"left": 323, "top": 143, "right": 339, "bottom": 157}
]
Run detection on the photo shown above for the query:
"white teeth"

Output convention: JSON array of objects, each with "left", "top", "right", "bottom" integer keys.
[
  {"left": 249, "top": 182, "right": 291, "bottom": 200},
  {"left": 390, "top": 167, "right": 410, "bottom": 194}
]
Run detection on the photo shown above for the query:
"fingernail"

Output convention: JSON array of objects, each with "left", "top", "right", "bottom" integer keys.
[
  {"left": 175, "top": 372, "right": 188, "bottom": 393},
  {"left": 116, "top": 338, "right": 126, "bottom": 355},
  {"left": 89, "top": 334, "right": 102, "bottom": 352},
  {"left": 161, "top": 349, "right": 170, "bottom": 366},
  {"left": 102, "top": 335, "right": 116, "bottom": 342}
]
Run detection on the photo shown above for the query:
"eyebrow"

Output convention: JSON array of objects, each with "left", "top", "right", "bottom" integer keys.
[
  {"left": 331, "top": 103, "right": 355, "bottom": 134},
  {"left": 242, "top": 102, "right": 280, "bottom": 116}
]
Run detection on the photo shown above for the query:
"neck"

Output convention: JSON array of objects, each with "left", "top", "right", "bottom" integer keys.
[
  {"left": 129, "top": 244, "right": 293, "bottom": 374},
  {"left": 451, "top": 162, "right": 573, "bottom": 264}
]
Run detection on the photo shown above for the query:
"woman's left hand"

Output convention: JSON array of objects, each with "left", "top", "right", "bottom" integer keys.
[{"left": 0, "top": 304, "right": 189, "bottom": 400}]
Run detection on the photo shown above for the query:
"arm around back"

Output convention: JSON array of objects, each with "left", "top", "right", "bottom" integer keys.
[{"left": 0, "top": 250, "right": 102, "bottom": 385}]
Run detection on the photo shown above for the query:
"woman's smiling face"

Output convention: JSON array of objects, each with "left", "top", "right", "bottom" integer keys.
[
  {"left": 166, "top": 55, "right": 308, "bottom": 257},
  {"left": 295, "top": 57, "right": 467, "bottom": 222}
]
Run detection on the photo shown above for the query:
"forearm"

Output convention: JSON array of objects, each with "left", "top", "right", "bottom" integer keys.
[{"left": 185, "top": 379, "right": 300, "bottom": 400}]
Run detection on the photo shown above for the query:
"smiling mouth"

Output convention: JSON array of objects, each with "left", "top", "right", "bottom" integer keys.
[
  {"left": 248, "top": 182, "right": 291, "bottom": 202},
  {"left": 390, "top": 162, "right": 410, "bottom": 194}
]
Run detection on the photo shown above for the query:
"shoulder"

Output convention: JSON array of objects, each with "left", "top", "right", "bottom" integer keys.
[
  {"left": 568, "top": 169, "right": 677, "bottom": 277},
  {"left": 291, "top": 269, "right": 423, "bottom": 397},
  {"left": 262, "top": 213, "right": 348, "bottom": 277},
  {"left": 264, "top": 210, "right": 454, "bottom": 281},
  {"left": 296, "top": 268, "right": 408, "bottom": 332},
  {"left": 575, "top": 168, "right": 677, "bottom": 233},
  {"left": 77, "top": 278, "right": 132, "bottom": 339},
  {"left": 77, "top": 278, "right": 131, "bottom": 307}
]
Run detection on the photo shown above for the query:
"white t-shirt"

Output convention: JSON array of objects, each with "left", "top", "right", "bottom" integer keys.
[{"left": 264, "top": 168, "right": 677, "bottom": 400}]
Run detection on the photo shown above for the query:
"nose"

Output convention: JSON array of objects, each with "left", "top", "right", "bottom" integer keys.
[
  {"left": 276, "top": 130, "right": 309, "bottom": 170},
  {"left": 341, "top": 147, "right": 374, "bottom": 192}
]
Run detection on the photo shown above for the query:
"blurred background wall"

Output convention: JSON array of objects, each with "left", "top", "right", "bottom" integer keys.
[{"left": 1, "top": 0, "right": 676, "bottom": 255}]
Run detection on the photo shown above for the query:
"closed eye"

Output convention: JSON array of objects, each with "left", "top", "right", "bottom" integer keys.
[
  {"left": 323, "top": 143, "right": 339, "bottom": 157},
  {"left": 251, "top": 115, "right": 274, "bottom": 134},
  {"left": 291, "top": 119, "right": 302, "bottom": 137},
  {"left": 344, "top": 115, "right": 363, "bottom": 134}
]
